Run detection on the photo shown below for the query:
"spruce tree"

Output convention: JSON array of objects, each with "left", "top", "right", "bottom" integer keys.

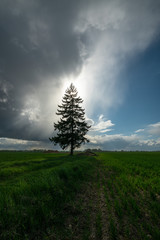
[{"left": 50, "top": 83, "right": 90, "bottom": 155}]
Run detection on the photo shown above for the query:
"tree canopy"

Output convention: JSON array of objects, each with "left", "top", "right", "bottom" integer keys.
[{"left": 50, "top": 83, "right": 90, "bottom": 155}]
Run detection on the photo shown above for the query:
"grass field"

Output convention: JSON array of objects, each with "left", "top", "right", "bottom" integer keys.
[{"left": 0, "top": 151, "right": 160, "bottom": 239}]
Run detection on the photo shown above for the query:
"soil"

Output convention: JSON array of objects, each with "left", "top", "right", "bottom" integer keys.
[
  {"left": 64, "top": 165, "right": 109, "bottom": 240},
  {"left": 77, "top": 151, "right": 98, "bottom": 156}
]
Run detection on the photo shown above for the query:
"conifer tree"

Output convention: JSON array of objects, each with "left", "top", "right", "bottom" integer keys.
[{"left": 50, "top": 83, "right": 90, "bottom": 155}]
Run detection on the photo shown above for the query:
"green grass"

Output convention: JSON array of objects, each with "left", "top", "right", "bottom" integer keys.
[
  {"left": 99, "top": 152, "right": 160, "bottom": 239},
  {"left": 0, "top": 152, "right": 98, "bottom": 239},
  {"left": 0, "top": 151, "right": 160, "bottom": 239}
]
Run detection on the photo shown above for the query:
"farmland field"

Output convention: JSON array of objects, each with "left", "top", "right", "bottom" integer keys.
[{"left": 0, "top": 151, "right": 160, "bottom": 239}]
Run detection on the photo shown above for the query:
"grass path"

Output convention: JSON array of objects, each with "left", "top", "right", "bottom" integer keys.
[
  {"left": 60, "top": 163, "right": 110, "bottom": 240},
  {"left": 59, "top": 153, "right": 160, "bottom": 240}
]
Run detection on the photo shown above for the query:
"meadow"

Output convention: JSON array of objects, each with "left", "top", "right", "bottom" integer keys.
[{"left": 0, "top": 151, "right": 159, "bottom": 239}]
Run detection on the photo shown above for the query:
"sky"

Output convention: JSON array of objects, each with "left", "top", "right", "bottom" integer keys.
[{"left": 0, "top": 0, "right": 160, "bottom": 151}]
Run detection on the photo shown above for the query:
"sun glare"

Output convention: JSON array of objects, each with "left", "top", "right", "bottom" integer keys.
[{"left": 61, "top": 75, "right": 87, "bottom": 101}]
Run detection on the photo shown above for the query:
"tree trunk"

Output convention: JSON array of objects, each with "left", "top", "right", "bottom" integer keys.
[
  {"left": 70, "top": 121, "right": 74, "bottom": 155},
  {"left": 70, "top": 144, "right": 73, "bottom": 155},
  {"left": 70, "top": 98, "right": 74, "bottom": 156}
]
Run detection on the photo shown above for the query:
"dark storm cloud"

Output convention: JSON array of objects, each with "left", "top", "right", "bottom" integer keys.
[
  {"left": 1, "top": 0, "right": 160, "bottom": 146},
  {"left": 0, "top": 0, "right": 87, "bottom": 140}
]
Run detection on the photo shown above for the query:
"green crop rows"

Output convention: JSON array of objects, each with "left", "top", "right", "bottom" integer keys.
[
  {"left": 99, "top": 152, "right": 160, "bottom": 240},
  {"left": 0, "top": 151, "right": 159, "bottom": 239}
]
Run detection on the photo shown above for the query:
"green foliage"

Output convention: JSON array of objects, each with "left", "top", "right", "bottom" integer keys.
[{"left": 50, "top": 83, "right": 90, "bottom": 155}]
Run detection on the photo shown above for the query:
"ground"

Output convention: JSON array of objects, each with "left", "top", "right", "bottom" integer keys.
[{"left": 0, "top": 151, "right": 160, "bottom": 239}]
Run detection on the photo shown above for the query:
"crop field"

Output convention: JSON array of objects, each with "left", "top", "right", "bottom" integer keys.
[
  {"left": 0, "top": 151, "right": 160, "bottom": 239},
  {"left": 97, "top": 152, "right": 160, "bottom": 240}
]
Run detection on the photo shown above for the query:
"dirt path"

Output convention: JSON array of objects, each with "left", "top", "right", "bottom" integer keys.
[
  {"left": 98, "top": 170, "right": 110, "bottom": 240},
  {"left": 64, "top": 164, "right": 110, "bottom": 240}
]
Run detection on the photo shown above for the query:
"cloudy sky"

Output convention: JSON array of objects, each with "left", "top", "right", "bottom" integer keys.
[{"left": 0, "top": 0, "right": 160, "bottom": 151}]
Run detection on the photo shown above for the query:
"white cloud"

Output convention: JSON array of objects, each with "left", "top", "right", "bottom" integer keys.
[
  {"left": 91, "top": 115, "right": 114, "bottom": 133},
  {"left": 135, "top": 129, "right": 144, "bottom": 133},
  {"left": 87, "top": 121, "right": 160, "bottom": 151},
  {"left": 88, "top": 133, "right": 138, "bottom": 144},
  {"left": 86, "top": 117, "right": 94, "bottom": 126},
  {"left": 135, "top": 122, "right": 160, "bottom": 137},
  {"left": 0, "top": 138, "right": 52, "bottom": 150},
  {"left": 87, "top": 133, "right": 160, "bottom": 151},
  {"left": 148, "top": 122, "right": 160, "bottom": 136},
  {"left": 20, "top": 96, "right": 40, "bottom": 122},
  {"left": 100, "top": 129, "right": 113, "bottom": 133}
]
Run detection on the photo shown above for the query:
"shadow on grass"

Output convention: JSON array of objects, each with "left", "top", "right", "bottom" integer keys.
[{"left": 0, "top": 153, "right": 95, "bottom": 183}]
